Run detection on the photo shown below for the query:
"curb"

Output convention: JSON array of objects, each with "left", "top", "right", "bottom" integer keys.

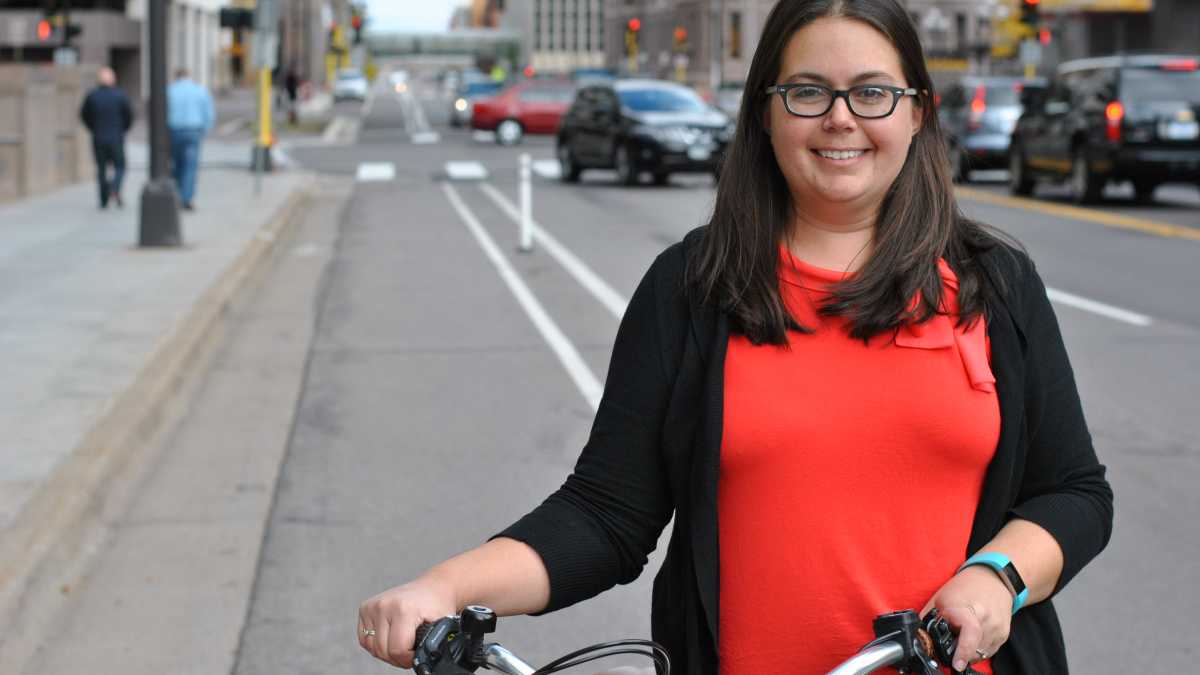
[{"left": 0, "top": 175, "right": 316, "bottom": 670}]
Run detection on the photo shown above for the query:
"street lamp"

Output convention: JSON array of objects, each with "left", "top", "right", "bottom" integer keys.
[{"left": 139, "top": 0, "right": 182, "bottom": 247}]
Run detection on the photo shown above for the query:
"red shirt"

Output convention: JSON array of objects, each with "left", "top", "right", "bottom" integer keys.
[{"left": 718, "top": 251, "right": 999, "bottom": 674}]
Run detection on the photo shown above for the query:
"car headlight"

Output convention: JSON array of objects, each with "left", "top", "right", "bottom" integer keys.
[{"left": 455, "top": 98, "right": 468, "bottom": 112}]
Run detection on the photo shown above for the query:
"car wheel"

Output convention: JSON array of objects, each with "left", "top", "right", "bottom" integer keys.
[
  {"left": 558, "top": 143, "right": 581, "bottom": 183},
  {"left": 1071, "top": 148, "right": 1104, "bottom": 205},
  {"left": 615, "top": 145, "right": 638, "bottom": 186},
  {"left": 1009, "top": 145, "right": 1034, "bottom": 196},
  {"left": 496, "top": 119, "right": 524, "bottom": 146},
  {"left": 1133, "top": 180, "right": 1158, "bottom": 204},
  {"left": 653, "top": 171, "right": 670, "bottom": 186}
]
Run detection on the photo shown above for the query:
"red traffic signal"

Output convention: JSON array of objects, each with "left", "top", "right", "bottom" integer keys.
[
  {"left": 351, "top": 14, "right": 363, "bottom": 30},
  {"left": 627, "top": 18, "right": 641, "bottom": 33},
  {"left": 674, "top": 26, "right": 688, "bottom": 43},
  {"left": 36, "top": 19, "right": 52, "bottom": 41}
]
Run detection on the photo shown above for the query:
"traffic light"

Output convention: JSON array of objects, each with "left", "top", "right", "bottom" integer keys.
[
  {"left": 36, "top": 19, "right": 52, "bottom": 41},
  {"left": 625, "top": 18, "right": 641, "bottom": 72},
  {"left": 1020, "top": 0, "right": 1040, "bottom": 27},
  {"left": 627, "top": 18, "right": 641, "bottom": 33},
  {"left": 64, "top": 22, "right": 82, "bottom": 44},
  {"left": 351, "top": 11, "right": 364, "bottom": 44},
  {"left": 673, "top": 26, "right": 688, "bottom": 48}
]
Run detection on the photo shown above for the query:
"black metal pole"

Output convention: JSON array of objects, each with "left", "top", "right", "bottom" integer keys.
[{"left": 139, "top": 0, "right": 182, "bottom": 247}]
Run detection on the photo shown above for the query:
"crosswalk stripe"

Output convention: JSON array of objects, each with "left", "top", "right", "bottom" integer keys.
[
  {"left": 356, "top": 162, "right": 396, "bottom": 182},
  {"left": 445, "top": 161, "right": 489, "bottom": 181},
  {"left": 412, "top": 131, "right": 441, "bottom": 144},
  {"left": 532, "top": 160, "right": 561, "bottom": 179}
]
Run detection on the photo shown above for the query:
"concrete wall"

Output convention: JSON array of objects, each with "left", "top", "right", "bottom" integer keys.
[{"left": 0, "top": 65, "right": 95, "bottom": 203}]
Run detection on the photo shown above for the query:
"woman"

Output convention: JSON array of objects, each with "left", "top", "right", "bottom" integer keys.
[{"left": 358, "top": 1, "right": 1113, "bottom": 672}]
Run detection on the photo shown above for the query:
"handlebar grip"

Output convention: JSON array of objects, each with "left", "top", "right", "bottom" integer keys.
[{"left": 413, "top": 622, "right": 433, "bottom": 651}]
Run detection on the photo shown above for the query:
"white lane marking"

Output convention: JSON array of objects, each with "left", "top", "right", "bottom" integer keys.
[
  {"left": 532, "top": 160, "right": 561, "bottom": 180},
  {"left": 356, "top": 162, "right": 396, "bottom": 182},
  {"left": 445, "top": 161, "right": 489, "bottom": 181},
  {"left": 217, "top": 117, "right": 246, "bottom": 136},
  {"left": 473, "top": 131, "right": 496, "bottom": 143},
  {"left": 321, "top": 117, "right": 345, "bottom": 143},
  {"left": 479, "top": 183, "right": 628, "bottom": 320},
  {"left": 412, "top": 131, "right": 441, "bottom": 144},
  {"left": 1046, "top": 287, "right": 1153, "bottom": 327},
  {"left": 442, "top": 183, "right": 603, "bottom": 411}
]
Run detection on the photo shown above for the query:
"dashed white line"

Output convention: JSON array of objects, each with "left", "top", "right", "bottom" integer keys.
[
  {"left": 478, "top": 183, "right": 628, "bottom": 320},
  {"left": 1046, "top": 287, "right": 1153, "bottom": 327},
  {"left": 356, "top": 162, "right": 396, "bottom": 182},
  {"left": 445, "top": 161, "right": 489, "bottom": 181},
  {"left": 442, "top": 183, "right": 603, "bottom": 411}
]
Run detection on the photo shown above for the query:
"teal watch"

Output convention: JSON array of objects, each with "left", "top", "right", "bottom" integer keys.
[{"left": 959, "top": 552, "right": 1029, "bottom": 615}]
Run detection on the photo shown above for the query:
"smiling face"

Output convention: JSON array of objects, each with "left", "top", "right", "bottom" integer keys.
[{"left": 767, "top": 16, "right": 922, "bottom": 221}]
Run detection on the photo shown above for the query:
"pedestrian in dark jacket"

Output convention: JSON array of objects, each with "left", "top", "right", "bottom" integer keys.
[
  {"left": 80, "top": 67, "right": 133, "bottom": 209},
  {"left": 356, "top": 1, "right": 1113, "bottom": 673}
]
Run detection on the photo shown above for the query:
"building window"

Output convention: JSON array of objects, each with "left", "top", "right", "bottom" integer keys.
[
  {"left": 548, "top": 0, "right": 554, "bottom": 50},
  {"left": 585, "top": 0, "right": 591, "bottom": 51},
  {"left": 730, "top": 11, "right": 742, "bottom": 59},
  {"left": 535, "top": 0, "right": 542, "bottom": 50}
]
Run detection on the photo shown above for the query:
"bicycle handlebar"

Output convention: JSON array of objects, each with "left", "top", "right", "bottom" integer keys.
[{"left": 411, "top": 606, "right": 967, "bottom": 675}]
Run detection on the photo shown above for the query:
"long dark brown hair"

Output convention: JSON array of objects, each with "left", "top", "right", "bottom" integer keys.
[{"left": 687, "top": 0, "right": 1007, "bottom": 344}]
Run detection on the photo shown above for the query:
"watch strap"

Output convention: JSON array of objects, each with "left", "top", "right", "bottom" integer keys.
[{"left": 959, "top": 552, "right": 1029, "bottom": 615}]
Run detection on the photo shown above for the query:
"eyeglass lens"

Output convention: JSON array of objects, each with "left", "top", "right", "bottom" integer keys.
[{"left": 786, "top": 86, "right": 898, "bottom": 118}]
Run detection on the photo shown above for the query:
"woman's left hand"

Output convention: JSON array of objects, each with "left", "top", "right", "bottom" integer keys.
[{"left": 921, "top": 565, "right": 1015, "bottom": 672}]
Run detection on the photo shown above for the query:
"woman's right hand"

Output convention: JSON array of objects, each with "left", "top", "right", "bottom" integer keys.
[{"left": 358, "top": 576, "right": 459, "bottom": 669}]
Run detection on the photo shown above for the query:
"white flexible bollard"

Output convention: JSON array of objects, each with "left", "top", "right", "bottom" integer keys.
[{"left": 519, "top": 153, "right": 533, "bottom": 252}]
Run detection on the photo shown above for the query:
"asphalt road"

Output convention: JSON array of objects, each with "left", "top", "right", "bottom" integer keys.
[{"left": 241, "top": 64, "right": 1200, "bottom": 674}]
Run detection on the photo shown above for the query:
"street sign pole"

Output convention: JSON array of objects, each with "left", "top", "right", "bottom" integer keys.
[
  {"left": 251, "top": 0, "right": 279, "bottom": 186},
  {"left": 139, "top": 0, "right": 182, "bottom": 247}
]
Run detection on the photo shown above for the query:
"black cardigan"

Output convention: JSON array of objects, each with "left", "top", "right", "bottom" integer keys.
[{"left": 498, "top": 228, "right": 1113, "bottom": 673}]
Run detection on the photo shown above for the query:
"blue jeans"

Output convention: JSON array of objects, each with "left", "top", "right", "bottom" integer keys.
[{"left": 169, "top": 128, "right": 204, "bottom": 206}]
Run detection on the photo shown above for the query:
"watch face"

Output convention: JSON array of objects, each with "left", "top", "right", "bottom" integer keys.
[{"left": 1002, "top": 562, "right": 1027, "bottom": 594}]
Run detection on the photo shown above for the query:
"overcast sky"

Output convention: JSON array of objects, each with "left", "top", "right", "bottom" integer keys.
[{"left": 365, "top": 0, "right": 459, "bottom": 33}]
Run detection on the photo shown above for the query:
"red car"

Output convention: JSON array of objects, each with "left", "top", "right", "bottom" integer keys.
[{"left": 471, "top": 80, "right": 576, "bottom": 145}]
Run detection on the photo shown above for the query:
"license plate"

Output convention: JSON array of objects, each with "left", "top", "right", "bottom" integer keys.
[
  {"left": 1159, "top": 120, "right": 1200, "bottom": 141},
  {"left": 687, "top": 146, "right": 712, "bottom": 161}
]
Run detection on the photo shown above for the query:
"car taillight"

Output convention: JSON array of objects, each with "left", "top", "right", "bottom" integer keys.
[
  {"left": 968, "top": 85, "right": 986, "bottom": 130},
  {"left": 1161, "top": 59, "right": 1199, "bottom": 72},
  {"left": 1105, "top": 101, "right": 1124, "bottom": 142}
]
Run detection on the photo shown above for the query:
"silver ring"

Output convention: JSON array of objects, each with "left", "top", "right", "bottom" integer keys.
[
  {"left": 363, "top": 628, "right": 377, "bottom": 637},
  {"left": 975, "top": 648, "right": 988, "bottom": 659}
]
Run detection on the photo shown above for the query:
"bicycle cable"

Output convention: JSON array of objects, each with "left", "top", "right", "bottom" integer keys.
[{"left": 531, "top": 639, "right": 671, "bottom": 674}]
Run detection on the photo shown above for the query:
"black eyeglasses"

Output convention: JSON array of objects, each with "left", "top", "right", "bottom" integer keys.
[{"left": 763, "top": 83, "right": 920, "bottom": 119}]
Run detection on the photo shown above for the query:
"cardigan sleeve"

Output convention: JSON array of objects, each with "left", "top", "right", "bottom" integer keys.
[
  {"left": 1007, "top": 257, "right": 1114, "bottom": 596},
  {"left": 493, "top": 251, "right": 679, "bottom": 614}
]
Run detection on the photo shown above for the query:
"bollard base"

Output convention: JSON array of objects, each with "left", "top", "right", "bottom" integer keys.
[
  {"left": 251, "top": 144, "right": 274, "bottom": 173},
  {"left": 138, "top": 178, "right": 183, "bottom": 247}
]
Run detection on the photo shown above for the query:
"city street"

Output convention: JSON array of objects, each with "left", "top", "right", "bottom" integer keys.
[{"left": 15, "top": 64, "right": 1199, "bottom": 674}]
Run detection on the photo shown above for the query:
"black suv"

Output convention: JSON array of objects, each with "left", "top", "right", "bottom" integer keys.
[
  {"left": 556, "top": 79, "right": 734, "bottom": 186},
  {"left": 939, "top": 76, "right": 1045, "bottom": 182},
  {"left": 1010, "top": 54, "right": 1200, "bottom": 203}
]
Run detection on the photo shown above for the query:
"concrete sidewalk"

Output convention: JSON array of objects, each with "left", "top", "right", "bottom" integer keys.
[{"left": 0, "top": 151, "right": 315, "bottom": 667}]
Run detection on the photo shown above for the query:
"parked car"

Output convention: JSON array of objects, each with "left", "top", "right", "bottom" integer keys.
[
  {"left": 333, "top": 67, "right": 369, "bottom": 102},
  {"left": 714, "top": 80, "right": 746, "bottom": 118},
  {"left": 1010, "top": 54, "right": 1200, "bottom": 203},
  {"left": 450, "top": 79, "right": 504, "bottom": 128},
  {"left": 556, "top": 79, "right": 735, "bottom": 186},
  {"left": 939, "top": 75, "right": 1045, "bottom": 182},
  {"left": 471, "top": 80, "right": 576, "bottom": 145}
]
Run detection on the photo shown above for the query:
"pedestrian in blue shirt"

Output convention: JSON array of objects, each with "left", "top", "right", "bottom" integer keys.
[
  {"left": 80, "top": 67, "right": 133, "bottom": 209},
  {"left": 166, "top": 68, "right": 214, "bottom": 210}
]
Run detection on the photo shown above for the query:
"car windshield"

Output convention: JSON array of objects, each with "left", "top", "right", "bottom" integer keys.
[
  {"left": 519, "top": 86, "right": 575, "bottom": 102},
  {"left": 338, "top": 70, "right": 363, "bottom": 80},
  {"left": 1122, "top": 67, "right": 1200, "bottom": 104},
  {"left": 618, "top": 86, "right": 708, "bottom": 112},
  {"left": 984, "top": 84, "right": 1021, "bottom": 106},
  {"left": 464, "top": 82, "right": 503, "bottom": 97}
]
